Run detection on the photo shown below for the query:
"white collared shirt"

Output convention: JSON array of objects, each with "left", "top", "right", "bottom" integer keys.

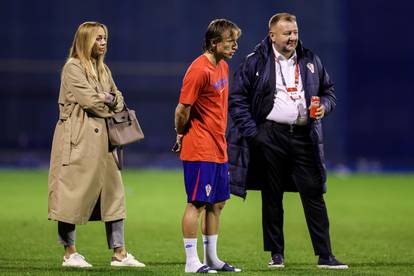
[{"left": 266, "top": 45, "right": 308, "bottom": 125}]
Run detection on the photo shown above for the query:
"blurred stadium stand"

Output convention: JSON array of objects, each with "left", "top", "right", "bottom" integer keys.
[{"left": 1, "top": 0, "right": 412, "bottom": 171}]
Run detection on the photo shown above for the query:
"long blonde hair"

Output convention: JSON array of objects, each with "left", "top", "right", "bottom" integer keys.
[{"left": 67, "top": 21, "right": 109, "bottom": 83}]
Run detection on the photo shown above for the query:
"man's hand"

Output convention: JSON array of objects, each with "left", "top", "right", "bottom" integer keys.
[
  {"left": 172, "top": 134, "right": 184, "bottom": 152},
  {"left": 173, "top": 103, "right": 191, "bottom": 152},
  {"left": 310, "top": 104, "right": 325, "bottom": 120}
]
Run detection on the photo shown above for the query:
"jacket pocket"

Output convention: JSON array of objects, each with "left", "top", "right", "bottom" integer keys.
[
  {"left": 70, "top": 123, "right": 81, "bottom": 147},
  {"left": 70, "top": 117, "right": 85, "bottom": 147},
  {"left": 69, "top": 122, "right": 91, "bottom": 165}
]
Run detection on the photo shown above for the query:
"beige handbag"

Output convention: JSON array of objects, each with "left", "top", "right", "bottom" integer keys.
[
  {"left": 106, "top": 104, "right": 144, "bottom": 170},
  {"left": 107, "top": 106, "right": 144, "bottom": 146}
]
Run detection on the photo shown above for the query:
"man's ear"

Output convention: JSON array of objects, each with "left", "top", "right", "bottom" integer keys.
[
  {"left": 210, "top": 38, "right": 219, "bottom": 51},
  {"left": 210, "top": 43, "right": 216, "bottom": 51},
  {"left": 269, "top": 32, "right": 275, "bottom": 42}
]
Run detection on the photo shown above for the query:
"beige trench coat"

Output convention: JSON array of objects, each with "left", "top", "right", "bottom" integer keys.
[{"left": 48, "top": 58, "right": 126, "bottom": 224}]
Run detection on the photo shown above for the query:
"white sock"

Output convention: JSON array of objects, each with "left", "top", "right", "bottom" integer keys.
[
  {"left": 202, "top": 234, "right": 225, "bottom": 269},
  {"left": 183, "top": 238, "right": 203, "bottom": 272}
]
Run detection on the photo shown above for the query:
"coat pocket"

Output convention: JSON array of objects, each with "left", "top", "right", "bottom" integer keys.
[{"left": 70, "top": 120, "right": 84, "bottom": 147}]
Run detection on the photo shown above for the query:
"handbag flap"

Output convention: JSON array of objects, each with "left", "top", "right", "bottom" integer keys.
[
  {"left": 107, "top": 107, "right": 144, "bottom": 146},
  {"left": 111, "top": 110, "right": 130, "bottom": 123}
]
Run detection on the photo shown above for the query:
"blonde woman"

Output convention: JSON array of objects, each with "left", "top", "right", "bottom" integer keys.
[{"left": 48, "top": 22, "right": 144, "bottom": 268}]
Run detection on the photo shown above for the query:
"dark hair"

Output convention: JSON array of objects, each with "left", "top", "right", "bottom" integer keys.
[
  {"left": 203, "top": 19, "right": 241, "bottom": 52},
  {"left": 268, "top": 13, "right": 297, "bottom": 29}
]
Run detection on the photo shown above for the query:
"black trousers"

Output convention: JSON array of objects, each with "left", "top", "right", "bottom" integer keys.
[{"left": 253, "top": 121, "right": 332, "bottom": 257}]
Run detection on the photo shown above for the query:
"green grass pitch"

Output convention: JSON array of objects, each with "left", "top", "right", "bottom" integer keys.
[{"left": 0, "top": 170, "right": 413, "bottom": 275}]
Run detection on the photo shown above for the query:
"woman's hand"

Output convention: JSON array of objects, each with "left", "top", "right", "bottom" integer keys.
[{"left": 101, "top": 92, "right": 116, "bottom": 108}]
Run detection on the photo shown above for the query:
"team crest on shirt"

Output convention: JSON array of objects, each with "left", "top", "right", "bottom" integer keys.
[
  {"left": 205, "top": 184, "right": 212, "bottom": 197},
  {"left": 307, "top": 63, "right": 315, "bottom": 73}
]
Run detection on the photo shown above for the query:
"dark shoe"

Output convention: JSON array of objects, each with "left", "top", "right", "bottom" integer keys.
[
  {"left": 317, "top": 255, "right": 348, "bottom": 269},
  {"left": 215, "top": 263, "right": 241, "bottom": 272},
  {"left": 195, "top": 265, "right": 217, "bottom": 273},
  {"left": 268, "top": 254, "right": 284, "bottom": 268}
]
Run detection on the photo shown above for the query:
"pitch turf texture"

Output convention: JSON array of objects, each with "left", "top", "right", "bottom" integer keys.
[{"left": 0, "top": 170, "right": 413, "bottom": 275}]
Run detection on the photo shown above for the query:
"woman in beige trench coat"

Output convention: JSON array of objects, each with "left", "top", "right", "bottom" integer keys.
[{"left": 48, "top": 22, "right": 145, "bottom": 268}]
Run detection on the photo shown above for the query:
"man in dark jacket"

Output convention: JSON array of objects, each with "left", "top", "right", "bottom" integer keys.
[{"left": 228, "top": 12, "right": 348, "bottom": 269}]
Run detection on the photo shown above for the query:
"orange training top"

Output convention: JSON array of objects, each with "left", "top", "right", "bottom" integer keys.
[{"left": 179, "top": 54, "right": 229, "bottom": 163}]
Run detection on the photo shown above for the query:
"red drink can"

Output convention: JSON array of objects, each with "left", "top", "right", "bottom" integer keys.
[{"left": 310, "top": 96, "right": 320, "bottom": 118}]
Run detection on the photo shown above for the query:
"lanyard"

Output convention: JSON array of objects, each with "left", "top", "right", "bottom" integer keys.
[
  {"left": 275, "top": 55, "right": 307, "bottom": 122},
  {"left": 275, "top": 57, "right": 299, "bottom": 92}
]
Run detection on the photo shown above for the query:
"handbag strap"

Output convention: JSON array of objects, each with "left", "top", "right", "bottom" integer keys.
[{"left": 122, "top": 101, "right": 128, "bottom": 111}]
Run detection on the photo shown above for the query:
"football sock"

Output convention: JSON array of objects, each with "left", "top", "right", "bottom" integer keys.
[
  {"left": 203, "top": 234, "right": 225, "bottom": 269},
  {"left": 183, "top": 238, "right": 203, "bottom": 272}
]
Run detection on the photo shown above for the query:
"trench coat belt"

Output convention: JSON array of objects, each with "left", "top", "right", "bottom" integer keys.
[
  {"left": 59, "top": 103, "right": 75, "bottom": 165},
  {"left": 61, "top": 118, "right": 71, "bottom": 165}
]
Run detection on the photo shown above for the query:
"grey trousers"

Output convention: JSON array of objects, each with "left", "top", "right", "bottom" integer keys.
[{"left": 58, "top": 219, "right": 125, "bottom": 249}]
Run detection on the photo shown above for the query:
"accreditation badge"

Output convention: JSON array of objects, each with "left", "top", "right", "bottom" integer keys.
[{"left": 287, "top": 87, "right": 301, "bottom": 100}]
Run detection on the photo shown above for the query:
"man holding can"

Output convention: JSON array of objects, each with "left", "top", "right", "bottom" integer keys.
[{"left": 227, "top": 12, "right": 348, "bottom": 269}]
